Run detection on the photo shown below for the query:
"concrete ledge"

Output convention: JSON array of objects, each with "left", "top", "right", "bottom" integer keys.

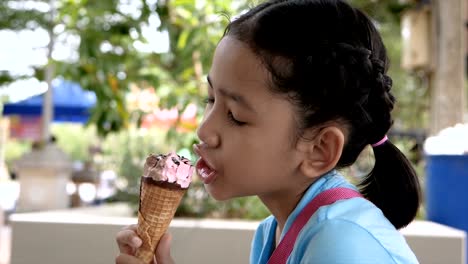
[
  {"left": 8, "top": 203, "right": 467, "bottom": 264},
  {"left": 400, "top": 221, "right": 466, "bottom": 264}
]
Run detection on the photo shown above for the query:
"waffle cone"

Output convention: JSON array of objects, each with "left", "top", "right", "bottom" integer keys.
[{"left": 135, "top": 181, "right": 186, "bottom": 264}]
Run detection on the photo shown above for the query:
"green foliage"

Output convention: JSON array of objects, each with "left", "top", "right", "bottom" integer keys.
[
  {"left": 100, "top": 127, "right": 170, "bottom": 213},
  {"left": 54, "top": 0, "right": 154, "bottom": 136},
  {"left": 0, "top": 71, "right": 16, "bottom": 86},
  {"left": 0, "top": 1, "right": 50, "bottom": 30},
  {"left": 51, "top": 124, "right": 99, "bottom": 162},
  {"left": 350, "top": 0, "right": 412, "bottom": 23},
  {"left": 101, "top": 127, "right": 170, "bottom": 189},
  {"left": 0, "top": 0, "right": 251, "bottom": 138},
  {"left": 4, "top": 139, "right": 30, "bottom": 169}
]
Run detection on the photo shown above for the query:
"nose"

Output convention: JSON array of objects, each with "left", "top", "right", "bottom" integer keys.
[{"left": 197, "top": 110, "right": 220, "bottom": 148}]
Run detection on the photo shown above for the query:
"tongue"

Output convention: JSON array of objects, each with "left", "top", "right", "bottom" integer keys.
[
  {"left": 196, "top": 159, "right": 209, "bottom": 178},
  {"left": 196, "top": 159, "right": 216, "bottom": 184}
]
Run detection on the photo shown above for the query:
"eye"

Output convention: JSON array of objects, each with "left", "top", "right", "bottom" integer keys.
[
  {"left": 204, "top": 97, "right": 215, "bottom": 105},
  {"left": 228, "top": 111, "right": 247, "bottom": 126}
]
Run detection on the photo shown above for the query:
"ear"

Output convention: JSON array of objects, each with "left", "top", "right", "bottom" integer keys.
[{"left": 297, "top": 126, "right": 345, "bottom": 178}]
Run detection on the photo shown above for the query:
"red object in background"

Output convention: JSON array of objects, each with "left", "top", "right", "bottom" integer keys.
[
  {"left": 141, "top": 103, "right": 198, "bottom": 132},
  {"left": 9, "top": 115, "right": 42, "bottom": 140},
  {"left": 141, "top": 108, "right": 178, "bottom": 130}
]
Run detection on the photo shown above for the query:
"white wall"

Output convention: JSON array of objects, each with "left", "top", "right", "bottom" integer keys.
[{"left": 8, "top": 204, "right": 467, "bottom": 264}]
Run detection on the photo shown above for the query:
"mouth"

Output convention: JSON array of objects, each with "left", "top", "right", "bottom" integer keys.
[
  {"left": 193, "top": 144, "right": 218, "bottom": 184},
  {"left": 195, "top": 158, "right": 217, "bottom": 184}
]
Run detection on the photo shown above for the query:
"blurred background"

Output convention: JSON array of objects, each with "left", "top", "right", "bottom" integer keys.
[{"left": 0, "top": 0, "right": 467, "bottom": 263}]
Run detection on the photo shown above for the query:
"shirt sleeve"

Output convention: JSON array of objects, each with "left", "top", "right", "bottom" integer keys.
[{"left": 293, "top": 219, "right": 398, "bottom": 264}]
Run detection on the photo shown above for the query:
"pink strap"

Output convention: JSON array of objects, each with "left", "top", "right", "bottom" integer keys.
[{"left": 267, "top": 187, "right": 363, "bottom": 264}]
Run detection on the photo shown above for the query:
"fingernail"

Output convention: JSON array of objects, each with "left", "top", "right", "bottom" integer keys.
[{"left": 132, "top": 237, "right": 142, "bottom": 246}]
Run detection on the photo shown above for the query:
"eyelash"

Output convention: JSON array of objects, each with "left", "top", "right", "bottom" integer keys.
[
  {"left": 203, "top": 96, "right": 247, "bottom": 126},
  {"left": 204, "top": 97, "right": 215, "bottom": 104},
  {"left": 227, "top": 111, "right": 246, "bottom": 126}
]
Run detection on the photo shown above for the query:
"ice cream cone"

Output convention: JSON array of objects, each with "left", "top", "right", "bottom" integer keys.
[
  {"left": 135, "top": 181, "right": 186, "bottom": 264},
  {"left": 134, "top": 152, "right": 193, "bottom": 263}
]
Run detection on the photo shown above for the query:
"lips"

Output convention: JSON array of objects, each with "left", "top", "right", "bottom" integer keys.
[
  {"left": 195, "top": 158, "right": 217, "bottom": 184},
  {"left": 193, "top": 144, "right": 218, "bottom": 184}
]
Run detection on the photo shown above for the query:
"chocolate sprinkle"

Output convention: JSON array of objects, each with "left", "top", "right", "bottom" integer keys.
[{"left": 171, "top": 157, "right": 180, "bottom": 165}]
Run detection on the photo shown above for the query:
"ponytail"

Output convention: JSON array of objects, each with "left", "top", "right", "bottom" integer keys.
[{"left": 359, "top": 140, "right": 421, "bottom": 229}]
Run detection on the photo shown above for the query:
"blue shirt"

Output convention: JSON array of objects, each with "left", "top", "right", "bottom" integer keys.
[{"left": 250, "top": 170, "right": 419, "bottom": 264}]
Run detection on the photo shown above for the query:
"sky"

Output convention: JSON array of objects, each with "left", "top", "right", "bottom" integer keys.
[
  {"left": 0, "top": 29, "right": 50, "bottom": 103},
  {"left": 0, "top": 0, "right": 168, "bottom": 103}
]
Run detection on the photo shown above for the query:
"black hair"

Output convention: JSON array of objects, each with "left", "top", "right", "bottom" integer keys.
[{"left": 224, "top": 0, "right": 420, "bottom": 229}]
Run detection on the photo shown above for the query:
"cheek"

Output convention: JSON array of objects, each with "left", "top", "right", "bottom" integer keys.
[
  {"left": 225, "top": 140, "right": 294, "bottom": 178},
  {"left": 225, "top": 124, "right": 295, "bottom": 159}
]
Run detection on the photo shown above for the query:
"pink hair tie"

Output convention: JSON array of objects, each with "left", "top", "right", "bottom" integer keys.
[{"left": 371, "top": 135, "right": 388, "bottom": 148}]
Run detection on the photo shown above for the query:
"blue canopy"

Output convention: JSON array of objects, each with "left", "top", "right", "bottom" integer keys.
[{"left": 3, "top": 79, "right": 96, "bottom": 123}]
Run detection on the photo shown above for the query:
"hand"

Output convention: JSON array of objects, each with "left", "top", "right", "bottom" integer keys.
[
  {"left": 115, "top": 224, "right": 175, "bottom": 264},
  {"left": 115, "top": 224, "right": 142, "bottom": 263}
]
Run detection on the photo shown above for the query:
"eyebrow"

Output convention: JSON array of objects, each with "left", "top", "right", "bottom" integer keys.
[{"left": 206, "top": 75, "right": 255, "bottom": 112}]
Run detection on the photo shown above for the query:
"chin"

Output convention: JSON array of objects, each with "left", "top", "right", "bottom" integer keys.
[
  {"left": 204, "top": 186, "right": 232, "bottom": 201},
  {"left": 205, "top": 185, "right": 251, "bottom": 201}
]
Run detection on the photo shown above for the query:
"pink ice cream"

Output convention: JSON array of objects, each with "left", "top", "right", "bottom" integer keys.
[{"left": 143, "top": 152, "right": 194, "bottom": 188}]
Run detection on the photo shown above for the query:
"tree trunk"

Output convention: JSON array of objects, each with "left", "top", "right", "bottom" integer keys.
[
  {"left": 429, "top": 0, "right": 466, "bottom": 135},
  {"left": 41, "top": 0, "right": 56, "bottom": 143}
]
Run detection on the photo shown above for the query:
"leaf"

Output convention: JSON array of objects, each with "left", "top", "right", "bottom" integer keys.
[{"left": 177, "top": 29, "right": 190, "bottom": 49}]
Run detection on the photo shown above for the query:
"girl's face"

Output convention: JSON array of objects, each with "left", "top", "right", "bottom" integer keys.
[{"left": 194, "top": 37, "right": 311, "bottom": 202}]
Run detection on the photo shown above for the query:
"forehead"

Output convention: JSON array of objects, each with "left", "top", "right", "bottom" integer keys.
[
  {"left": 210, "top": 36, "right": 297, "bottom": 123},
  {"left": 210, "top": 36, "right": 271, "bottom": 97}
]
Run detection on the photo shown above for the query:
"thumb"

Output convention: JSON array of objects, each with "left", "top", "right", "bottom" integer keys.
[{"left": 154, "top": 233, "right": 175, "bottom": 264}]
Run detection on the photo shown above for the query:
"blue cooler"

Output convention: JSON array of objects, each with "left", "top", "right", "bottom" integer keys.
[{"left": 426, "top": 154, "right": 468, "bottom": 262}]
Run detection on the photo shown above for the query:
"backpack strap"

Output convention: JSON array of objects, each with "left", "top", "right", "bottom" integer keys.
[{"left": 267, "top": 187, "right": 363, "bottom": 264}]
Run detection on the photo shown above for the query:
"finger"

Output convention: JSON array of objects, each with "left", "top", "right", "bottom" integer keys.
[
  {"left": 116, "top": 229, "right": 142, "bottom": 254},
  {"left": 154, "top": 233, "right": 175, "bottom": 264},
  {"left": 122, "top": 224, "right": 138, "bottom": 232},
  {"left": 115, "top": 253, "right": 144, "bottom": 264}
]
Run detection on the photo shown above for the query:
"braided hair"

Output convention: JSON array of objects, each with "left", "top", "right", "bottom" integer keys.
[{"left": 225, "top": 0, "right": 420, "bottom": 229}]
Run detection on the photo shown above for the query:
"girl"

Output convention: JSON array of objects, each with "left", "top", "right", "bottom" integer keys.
[{"left": 116, "top": 0, "right": 421, "bottom": 263}]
